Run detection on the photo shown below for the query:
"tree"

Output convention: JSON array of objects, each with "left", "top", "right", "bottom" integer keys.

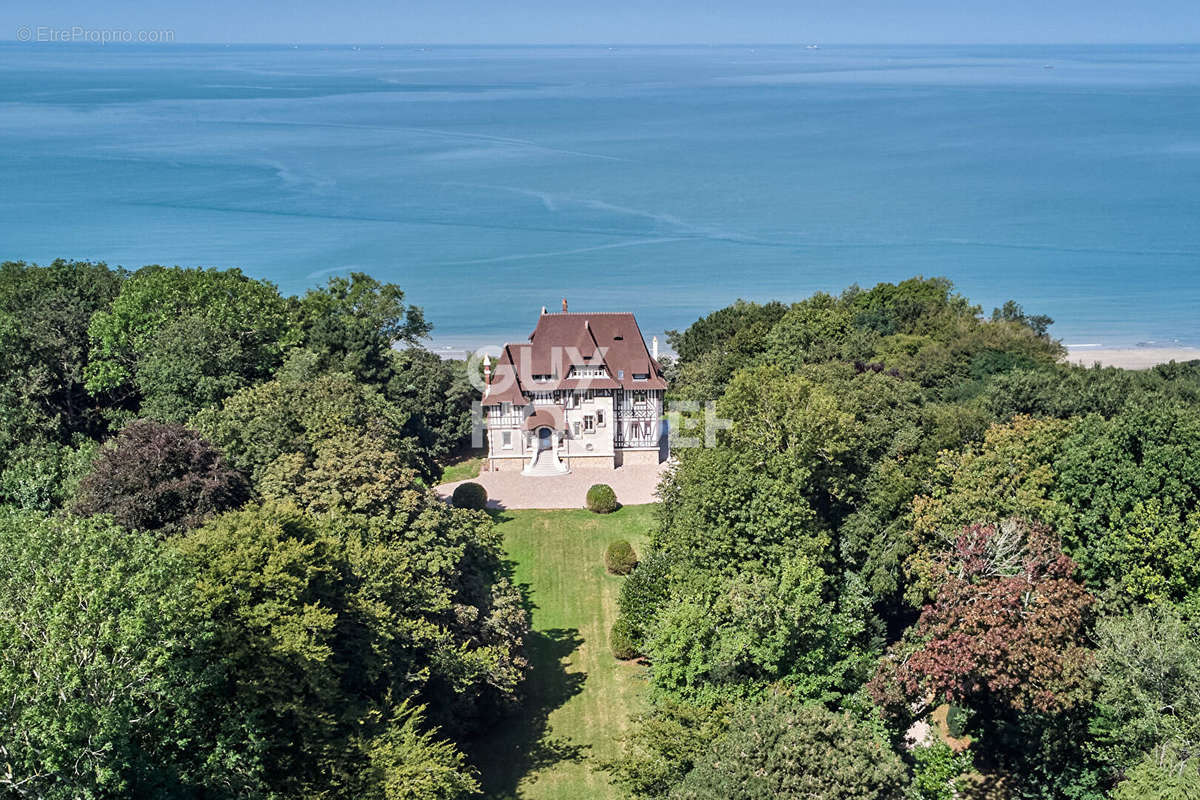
[
  {"left": 0, "top": 509, "right": 196, "bottom": 798},
  {"left": 645, "top": 557, "right": 867, "bottom": 704},
  {"left": 259, "top": 431, "right": 421, "bottom": 518},
  {"left": 172, "top": 499, "right": 524, "bottom": 795},
  {"left": 85, "top": 265, "right": 295, "bottom": 414},
  {"left": 992, "top": 299, "right": 1054, "bottom": 339},
  {"left": 385, "top": 349, "right": 474, "bottom": 465},
  {"left": 873, "top": 522, "right": 1094, "bottom": 717},
  {"left": 761, "top": 292, "right": 867, "bottom": 370},
  {"left": 357, "top": 701, "right": 480, "bottom": 800},
  {"left": 73, "top": 420, "right": 249, "bottom": 535},
  {"left": 608, "top": 697, "right": 732, "bottom": 799},
  {"left": 653, "top": 448, "right": 826, "bottom": 576},
  {"left": 0, "top": 260, "right": 124, "bottom": 461},
  {"left": 673, "top": 695, "right": 908, "bottom": 800},
  {"left": 172, "top": 501, "right": 362, "bottom": 796},
  {"left": 0, "top": 437, "right": 97, "bottom": 512},
  {"left": 1110, "top": 755, "right": 1200, "bottom": 800},
  {"left": 297, "top": 273, "right": 429, "bottom": 385},
  {"left": 1090, "top": 605, "right": 1200, "bottom": 780},
  {"left": 194, "top": 371, "right": 432, "bottom": 485}
]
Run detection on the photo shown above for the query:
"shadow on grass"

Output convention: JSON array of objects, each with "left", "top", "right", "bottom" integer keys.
[{"left": 467, "top": 626, "right": 589, "bottom": 798}]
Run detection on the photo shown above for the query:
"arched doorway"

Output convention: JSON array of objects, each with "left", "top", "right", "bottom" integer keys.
[{"left": 537, "top": 426, "right": 553, "bottom": 451}]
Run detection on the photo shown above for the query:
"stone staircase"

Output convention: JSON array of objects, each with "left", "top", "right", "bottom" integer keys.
[{"left": 522, "top": 449, "right": 570, "bottom": 477}]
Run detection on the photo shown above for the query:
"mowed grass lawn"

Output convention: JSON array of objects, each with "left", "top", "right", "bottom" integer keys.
[{"left": 470, "top": 504, "right": 655, "bottom": 800}]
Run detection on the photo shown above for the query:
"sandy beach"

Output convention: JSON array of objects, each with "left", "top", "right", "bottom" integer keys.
[{"left": 1066, "top": 347, "right": 1200, "bottom": 370}]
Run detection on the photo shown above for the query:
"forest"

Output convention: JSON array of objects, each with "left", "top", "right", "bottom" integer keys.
[
  {"left": 2, "top": 262, "right": 1199, "bottom": 799},
  {"left": 612, "top": 279, "right": 1200, "bottom": 799}
]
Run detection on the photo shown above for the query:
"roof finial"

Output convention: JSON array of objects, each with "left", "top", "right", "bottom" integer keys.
[{"left": 562, "top": 297, "right": 568, "bottom": 312}]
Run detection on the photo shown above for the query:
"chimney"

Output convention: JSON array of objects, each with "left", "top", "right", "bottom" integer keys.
[
  {"left": 652, "top": 336, "right": 659, "bottom": 360},
  {"left": 562, "top": 297, "right": 568, "bottom": 312},
  {"left": 541, "top": 305, "right": 547, "bottom": 315},
  {"left": 482, "top": 355, "right": 491, "bottom": 383}
]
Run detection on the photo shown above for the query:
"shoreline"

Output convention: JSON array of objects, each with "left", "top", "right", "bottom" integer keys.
[
  {"left": 1065, "top": 346, "right": 1200, "bottom": 370},
  {"left": 425, "top": 339, "right": 1200, "bottom": 371}
]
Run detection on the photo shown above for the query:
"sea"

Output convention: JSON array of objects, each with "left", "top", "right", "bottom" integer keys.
[{"left": 2, "top": 42, "right": 1199, "bottom": 352}]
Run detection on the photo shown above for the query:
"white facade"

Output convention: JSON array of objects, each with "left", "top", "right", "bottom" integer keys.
[{"left": 484, "top": 388, "right": 663, "bottom": 473}]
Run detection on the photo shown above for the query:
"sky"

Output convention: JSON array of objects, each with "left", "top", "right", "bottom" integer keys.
[{"left": 2, "top": 0, "right": 1199, "bottom": 45}]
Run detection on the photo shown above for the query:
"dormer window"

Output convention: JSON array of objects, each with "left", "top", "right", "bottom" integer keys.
[
  {"left": 618, "top": 369, "right": 624, "bottom": 380},
  {"left": 569, "top": 365, "right": 608, "bottom": 378},
  {"left": 633, "top": 373, "right": 649, "bottom": 381}
]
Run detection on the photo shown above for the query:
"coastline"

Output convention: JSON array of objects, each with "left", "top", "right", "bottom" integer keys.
[
  {"left": 1065, "top": 347, "right": 1200, "bottom": 370},
  {"left": 429, "top": 338, "right": 1200, "bottom": 371}
]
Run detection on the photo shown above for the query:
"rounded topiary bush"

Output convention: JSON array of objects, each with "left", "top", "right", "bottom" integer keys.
[
  {"left": 586, "top": 483, "right": 618, "bottom": 514},
  {"left": 610, "top": 616, "right": 639, "bottom": 660},
  {"left": 451, "top": 481, "right": 488, "bottom": 510},
  {"left": 605, "top": 540, "right": 638, "bottom": 575}
]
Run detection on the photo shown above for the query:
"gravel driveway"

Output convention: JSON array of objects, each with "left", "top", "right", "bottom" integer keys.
[{"left": 436, "top": 461, "right": 673, "bottom": 510}]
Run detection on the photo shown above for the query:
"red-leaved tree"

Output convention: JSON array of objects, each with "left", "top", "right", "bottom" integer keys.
[{"left": 871, "top": 521, "right": 1094, "bottom": 717}]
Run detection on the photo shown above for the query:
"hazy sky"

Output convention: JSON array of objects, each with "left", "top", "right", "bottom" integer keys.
[{"left": 3, "top": 0, "right": 1199, "bottom": 44}]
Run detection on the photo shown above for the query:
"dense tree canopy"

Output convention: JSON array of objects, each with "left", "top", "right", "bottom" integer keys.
[
  {"left": 0, "top": 509, "right": 195, "bottom": 798},
  {"left": 0, "top": 260, "right": 124, "bottom": 458},
  {"left": 617, "top": 276, "right": 1200, "bottom": 798},
  {"left": 0, "top": 260, "right": 501, "bottom": 799},
  {"left": 296, "top": 272, "right": 430, "bottom": 384},
  {"left": 10, "top": 263, "right": 1200, "bottom": 798},
  {"left": 673, "top": 696, "right": 908, "bottom": 800},
  {"left": 86, "top": 265, "right": 295, "bottom": 418}
]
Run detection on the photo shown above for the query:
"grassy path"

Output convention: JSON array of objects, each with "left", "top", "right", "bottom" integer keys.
[{"left": 470, "top": 505, "right": 655, "bottom": 800}]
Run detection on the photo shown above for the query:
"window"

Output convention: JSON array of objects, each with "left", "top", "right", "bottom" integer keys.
[
  {"left": 584, "top": 415, "right": 596, "bottom": 433},
  {"left": 569, "top": 393, "right": 580, "bottom": 408},
  {"left": 501, "top": 402, "right": 511, "bottom": 415},
  {"left": 633, "top": 373, "right": 649, "bottom": 381},
  {"left": 633, "top": 390, "right": 648, "bottom": 404},
  {"left": 573, "top": 421, "right": 581, "bottom": 436},
  {"left": 501, "top": 431, "right": 512, "bottom": 449},
  {"left": 618, "top": 369, "right": 624, "bottom": 380},
  {"left": 597, "top": 410, "right": 605, "bottom": 426}
]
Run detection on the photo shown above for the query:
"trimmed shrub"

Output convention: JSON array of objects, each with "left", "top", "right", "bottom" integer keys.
[
  {"left": 451, "top": 481, "right": 488, "bottom": 510},
  {"left": 606, "top": 540, "right": 638, "bottom": 575},
  {"left": 610, "top": 616, "right": 639, "bottom": 660},
  {"left": 587, "top": 483, "right": 618, "bottom": 514}
]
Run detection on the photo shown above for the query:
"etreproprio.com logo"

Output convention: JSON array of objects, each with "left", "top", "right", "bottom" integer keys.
[{"left": 16, "top": 26, "right": 176, "bottom": 43}]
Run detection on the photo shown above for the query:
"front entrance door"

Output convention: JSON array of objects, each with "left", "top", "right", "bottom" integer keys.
[{"left": 537, "top": 427, "right": 552, "bottom": 451}]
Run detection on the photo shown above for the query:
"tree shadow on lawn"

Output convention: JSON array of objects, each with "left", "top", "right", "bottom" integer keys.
[{"left": 467, "top": 626, "right": 589, "bottom": 798}]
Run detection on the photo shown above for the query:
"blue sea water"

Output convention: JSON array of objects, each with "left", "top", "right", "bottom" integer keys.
[{"left": 1, "top": 42, "right": 1199, "bottom": 350}]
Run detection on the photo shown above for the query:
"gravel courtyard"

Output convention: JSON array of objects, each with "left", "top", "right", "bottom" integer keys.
[{"left": 436, "top": 460, "right": 672, "bottom": 510}]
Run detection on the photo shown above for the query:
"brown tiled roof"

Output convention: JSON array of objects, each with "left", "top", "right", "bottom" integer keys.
[{"left": 483, "top": 311, "right": 667, "bottom": 404}]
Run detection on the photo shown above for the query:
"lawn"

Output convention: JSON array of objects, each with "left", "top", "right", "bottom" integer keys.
[
  {"left": 470, "top": 504, "right": 656, "bottom": 800},
  {"left": 440, "top": 447, "right": 486, "bottom": 483}
]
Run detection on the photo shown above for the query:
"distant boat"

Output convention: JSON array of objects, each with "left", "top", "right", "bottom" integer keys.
[
  {"left": 807, "top": 44, "right": 820, "bottom": 49},
  {"left": 1043, "top": 64, "right": 1055, "bottom": 69}
]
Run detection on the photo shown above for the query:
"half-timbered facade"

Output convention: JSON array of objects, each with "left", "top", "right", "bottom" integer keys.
[{"left": 482, "top": 308, "right": 667, "bottom": 474}]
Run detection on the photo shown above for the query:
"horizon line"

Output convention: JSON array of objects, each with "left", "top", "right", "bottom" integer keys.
[{"left": 4, "top": 39, "right": 1200, "bottom": 47}]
